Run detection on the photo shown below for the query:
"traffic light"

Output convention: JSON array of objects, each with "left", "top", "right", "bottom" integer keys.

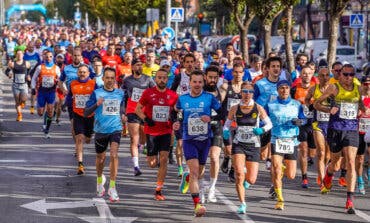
[{"left": 197, "top": 13, "right": 204, "bottom": 23}]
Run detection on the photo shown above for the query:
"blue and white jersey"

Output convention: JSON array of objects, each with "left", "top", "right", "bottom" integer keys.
[
  {"left": 176, "top": 91, "right": 221, "bottom": 141},
  {"left": 60, "top": 64, "right": 79, "bottom": 90},
  {"left": 254, "top": 77, "right": 279, "bottom": 108},
  {"left": 94, "top": 73, "right": 104, "bottom": 88},
  {"left": 86, "top": 88, "right": 124, "bottom": 134},
  {"left": 23, "top": 52, "right": 41, "bottom": 69},
  {"left": 5, "top": 39, "right": 16, "bottom": 56},
  {"left": 266, "top": 97, "right": 305, "bottom": 145}
]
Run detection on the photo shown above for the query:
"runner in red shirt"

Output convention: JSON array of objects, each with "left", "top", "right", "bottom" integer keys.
[
  {"left": 135, "top": 68, "right": 178, "bottom": 201},
  {"left": 102, "top": 43, "right": 122, "bottom": 67}
]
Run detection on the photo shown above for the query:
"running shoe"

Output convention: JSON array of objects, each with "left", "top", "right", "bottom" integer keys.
[
  {"left": 316, "top": 176, "right": 322, "bottom": 186},
  {"left": 339, "top": 176, "right": 347, "bottom": 187},
  {"left": 134, "top": 167, "right": 142, "bottom": 176},
  {"left": 321, "top": 172, "right": 333, "bottom": 193},
  {"left": 154, "top": 190, "right": 165, "bottom": 201},
  {"left": 44, "top": 133, "right": 51, "bottom": 139},
  {"left": 221, "top": 157, "right": 229, "bottom": 173},
  {"left": 207, "top": 188, "right": 217, "bottom": 203},
  {"left": 269, "top": 185, "right": 277, "bottom": 200},
  {"left": 194, "top": 203, "right": 206, "bottom": 217},
  {"left": 30, "top": 107, "right": 35, "bottom": 114},
  {"left": 179, "top": 171, "right": 189, "bottom": 194},
  {"left": 96, "top": 174, "right": 106, "bottom": 197},
  {"left": 56, "top": 119, "right": 60, "bottom": 126},
  {"left": 237, "top": 203, "right": 247, "bottom": 214},
  {"left": 274, "top": 201, "right": 284, "bottom": 210},
  {"left": 177, "top": 166, "right": 183, "bottom": 178},
  {"left": 16, "top": 113, "right": 22, "bottom": 122},
  {"left": 228, "top": 167, "right": 235, "bottom": 183},
  {"left": 243, "top": 180, "right": 250, "bottom": 189},
  {"left": 345, "top": 199, "right": 355, "bottom": 214},
  {"left": 108, "top": 187, "right": 120, "bottom": 202},
  {"left": 357, "top": 179, "right": 366, "bottom": 195},
  {"left": 77, "top": 163, "right": 85, "bottom": 175},
  {"left": 266, "top": 160, "right": 272, "bottom": 171},
  {"left": 20, "top": 102, "right": 25, "bottom": 109},
  {"left": 301, "top": 178, "right": 309, "bottom": 189}
]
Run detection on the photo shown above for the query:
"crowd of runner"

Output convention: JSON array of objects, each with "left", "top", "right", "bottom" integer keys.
[{"left": 1, "top": 24, "right": 370, "bottom": 217}]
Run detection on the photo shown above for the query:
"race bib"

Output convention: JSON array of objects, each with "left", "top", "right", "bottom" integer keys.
[
  {"left": 227, "top": 98, "right": 240, "bottom": 111},
  {"left": 75, "top": 94, "right": 90, "bottom": 109},
  {"left": 14, "top": 73, "right": 26, "bottom": 84},
  {"left": 235, "top": 126, "right": 259, "bottom": 146},
  {"left": 152, "top": 106, "right": 169, "bottom": 122},
  {"left": 275, "top": 138, "right": 295, "bottom": 154},
  {"left": 303, "top": 105, "right": 313, "bottom": 118},
  {"left": 359, "top": 118, "right": 370, "bottom": 132},
  {"left": 102, "top": 99, "right": 120, "bottom": 115},
  {"left": 317, "top": 111, "right": 330, "bottom": 122},
  {"left": 131, "top": 87, "right": 144, "bottom": 102},
  {"left": 188, "top": 117, "right": 208, "bottom": 135},
  {"left": 42, "top": 76, "right": 54, "bottom": 88},
  {"left": 339, "top": 102, "right": 358, "bottom": 120}
]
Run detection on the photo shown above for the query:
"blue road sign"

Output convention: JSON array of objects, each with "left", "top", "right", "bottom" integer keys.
[
  {"left": 162, "top": 27, "right": 175, "bottom": 40},
  {"left": 350, "top": 14, "right": 364, "bottom": 28},
  {"left": 170, "top": 8, "right": 184, "bottom": 22}
]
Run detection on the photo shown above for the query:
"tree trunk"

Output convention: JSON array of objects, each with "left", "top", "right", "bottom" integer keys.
[
  {"left": 307, "top": 3, "right": 316, "bottom": 39},
  {"left": 327, "top": 15, "right": 340, "bottom": 69},
  {"left": 271, "top": 12, "right": 283, "bottom": 36},
  {"left": 263, "top": 22, "right": 272, "bottom": 57},
  {"left": 239, "top": 27, "right": 249, "bottom": 65},
  {"left": 284, "top": 6, "right": 295, "bottom": 73}
]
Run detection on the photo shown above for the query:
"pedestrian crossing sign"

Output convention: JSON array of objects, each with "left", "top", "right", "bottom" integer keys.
[
  {"left": 350, "top": 14, "right": 364, "bottom": 28},
  {"left": 170, "top": 7, "right": 184, "bottom": 22}
]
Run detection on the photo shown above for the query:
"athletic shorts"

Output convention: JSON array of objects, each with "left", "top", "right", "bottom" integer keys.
[
  {"left": 211, "top": 121, "right": 223, "bottom": 148},
  {"left": 358, "top": 134, "right": 369, "bottom": 156},
  {"left": 127, "top": 113, "right": 143, "bottom": 124},
  {"left": 12, "top": 83, "right": 28, "bottom": 97},
  {"left": 183, "top": 138, "right": 211, "bottom": 165},
  {"left": 298, "top": 125, "right": 316, "bottom": 148},
  {"left": 260, "top": 130, "right": 271, "bottom": 147},
  {"left": 327, "top": 129, "right": 359, "bottom": 153},
  {"left": 56, "top": 88, "right": 65, "bottom": 100},
  {"left": 95, "top": 131, "right": 121, "bottom": 154},
  {"left": 271, "top": 143, "right": 298, "bottom": 160},
  {"left": 312, "top": 121, "right": 328, "bottom": 139},
  {"left": 73, "top": 112, "right": 94, "bottom": 138},
  {"left": 146, "top": 134, "right": 172, "bottom": 156},
  {"left": 37, "top": 91, "right": 56, "bottom": 108},
  {"left": 232, "top": 143, "right": 260, "bottom": 162}
]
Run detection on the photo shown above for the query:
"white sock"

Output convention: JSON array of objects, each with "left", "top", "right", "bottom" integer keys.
[
  {"left": 209, "top": 177, "right": 217, "bottom": 190},
  {"left": 132, "top": 156, "right": 139, "bottom": 168}
]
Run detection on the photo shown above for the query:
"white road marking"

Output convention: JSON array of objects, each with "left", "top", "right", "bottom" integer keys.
[
  {"left": 21, "top": 199, "right": 95, "bottom": 214},
  {"left": 356, "top": 209, "right": 370, "bottom": 222},
  {"left": 0, "top": 159, "right": 26, "bottom": 163}
]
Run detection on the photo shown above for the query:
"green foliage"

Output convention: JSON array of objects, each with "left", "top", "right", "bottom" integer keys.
[{"left": 247, "top": 0, "right": 283, "bottom": 24}]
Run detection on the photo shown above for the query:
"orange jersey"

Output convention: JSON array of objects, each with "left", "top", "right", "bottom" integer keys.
[
  {"left": 116, "top": 63, "right": 132, "bottom": 83},
  {"left": 37, "top": 64, "right": 58, "bottom": 89},
  {"left": 70, "top": 79, "right": 96, "bottom": 117},
  {"left": 292, "top": 81, "right": 315, "bottom": 104}
]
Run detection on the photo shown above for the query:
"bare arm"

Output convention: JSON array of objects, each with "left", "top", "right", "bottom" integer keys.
[
  {"left": 135, "top": 102, "right": 146, "bottom": 120},
  {"left": 314, "top": 84, "right": 338, "bottom": 114},
  {"left": 219, "top": 82, "right": 228, "bottom": 102},
  {"left": 304, "top": 86, "right": 315, "bottom": 106}
]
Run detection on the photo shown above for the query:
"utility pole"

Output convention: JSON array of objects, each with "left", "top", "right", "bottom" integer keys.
[{"left": 166, "top": 0, "right": 171, "bottom": 27}]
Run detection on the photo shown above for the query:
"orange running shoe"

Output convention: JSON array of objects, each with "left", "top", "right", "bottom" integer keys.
[
  {"left": 154, "top": 190, "right": 165, "bottom": 201},
  {"left": 16, "top": 113, "right": 22, "bottom": 121},
  {"left": 339, "top": 177, "right": 347, "bottom": 187}
]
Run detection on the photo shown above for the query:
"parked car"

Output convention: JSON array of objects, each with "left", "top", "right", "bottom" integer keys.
[{"left": 315, "top": 45, "right": 366, "bottom": 71}]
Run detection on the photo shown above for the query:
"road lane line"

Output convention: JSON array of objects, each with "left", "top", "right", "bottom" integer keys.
[{"left": 356, "top": 209, "right": 370, "bottom": 222}]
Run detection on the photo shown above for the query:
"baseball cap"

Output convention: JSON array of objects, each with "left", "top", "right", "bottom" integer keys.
[
  {"left": 276, "top": 80, "right": 290, "bottom": 89},
  {"left": 361, "top": 75, "right": 370, "bottom": 83},
  {"left": 160, "top": 60, "right": 171, "bottom": 68},
  {"left": 131, "top": 58, "right": 142, "bottom": 65},
  {"left": 56, "top": 54, "right": 64, "bottom": 59}
]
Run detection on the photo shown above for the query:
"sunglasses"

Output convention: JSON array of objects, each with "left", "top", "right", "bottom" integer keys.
[
  {"left": 333, "top": 69, "right": 341, "bottom": 73},
  {"left": 242, "top": 89, "right": 254, "bottom": 94},
  {"left": 342, "top": 72, "right": 355, "bottom": 77},
  {"left": 363, "top": 82, "right": 370, "bottom": 86}
]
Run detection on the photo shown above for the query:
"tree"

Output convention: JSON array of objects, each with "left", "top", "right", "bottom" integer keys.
[
  {"left": 281, "top": 0, "right": 300, "bottom": 73},
  {"left": 222, "top": 0, "right": 255, "bottom": 64},
  {"left": 320, "top": 0, "right": 351, "bottom": 69},
  {"left": 248, "top": 0, "right": 283, "bottom": 57}
]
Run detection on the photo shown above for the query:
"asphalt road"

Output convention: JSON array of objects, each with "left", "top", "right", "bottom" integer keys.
[{"left": 0, "top": 70, "right": 369, "bottom": 223}]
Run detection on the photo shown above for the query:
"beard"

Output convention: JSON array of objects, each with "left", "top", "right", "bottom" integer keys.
[
  {"left": 204, "top": 83, "right": 217, "bottom": 92},
  {"left": 157, "top": 82, "right": 166, "bottom": 89}
]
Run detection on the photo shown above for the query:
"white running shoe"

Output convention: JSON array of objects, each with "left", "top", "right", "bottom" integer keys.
[
  {"left": 208, "top": 188, "right": 217, "bottom": 203},
  {"left": 108, "top": 187, "right": 120, "bottom": 202},
  {"left": 44, "top": 133, "right": 51, "bottom": 139},
  {"left": 96, "top": 174, "right": 106, "bottom": 197}
]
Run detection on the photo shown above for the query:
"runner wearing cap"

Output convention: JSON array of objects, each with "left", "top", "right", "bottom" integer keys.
[
  {"left": 122, "top": 58, "right": 156, "bottom": 176},
  {"left": 267, "top": 79, "right": 306, "bottom": 210}
]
